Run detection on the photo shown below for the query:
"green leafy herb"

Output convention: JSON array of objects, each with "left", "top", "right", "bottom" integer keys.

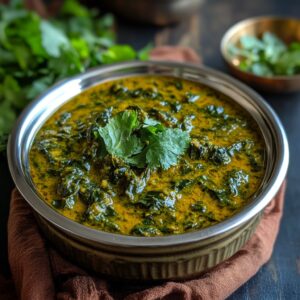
[
  {"left": 137, "top": 190, "right": 176, "bottom": 212},
  {"left": 137, "top": 43, "right": 153, "bottom": 60},
  {"left": 97, "top": 109, "right": 190, "bottom": 170},
  {"left": 197, "top": 175, "right": 233, "bottom": 207},
  {"left": 185, "top": 92, "right": 200, "bottom": 103},
  {"left": 145, "top": 128, "right": 190, "bottom": 169},
  {"left": 131, "top": 224, "right": 160, "bottom": 236},
  {"left": 189, "top": 139, "right": 246, "bottom": 165},
  {"left": 226, "top": 169, "right": 249, "bottom": 197},
  {"left": 0, "top": 0, "right": 152, "bottom": 152},
  {"left": 40, "top": 20, "right": 70, "bottom": 57},
  {"left": 101, "top": 45, "right": 136, "bottom": 63},
  {"left": 98, "top": 110, "right": 143, "bottom": 162},
  {"left": 229, "top": 31, "right": 300, "bottom": 77}
]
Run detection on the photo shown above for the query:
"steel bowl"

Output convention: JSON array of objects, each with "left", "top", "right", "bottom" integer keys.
[
  {"left": 100, "top": 0, "right": 204, "bottom": 25},
  {"left": 7, "top": 61, "right": 289, "bottom": 281},
  {"left": 221, "top": 16, "right": 300, "bottom": 93}
]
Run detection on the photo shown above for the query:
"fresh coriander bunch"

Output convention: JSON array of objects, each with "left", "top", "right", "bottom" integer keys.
[{"left": 0, "top": 0, "right": 151, "bottom": 152}]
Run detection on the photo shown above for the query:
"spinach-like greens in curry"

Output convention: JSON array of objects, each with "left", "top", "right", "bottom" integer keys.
[{"left": 30, "top": 76, "right": 265, "bottom": 236}]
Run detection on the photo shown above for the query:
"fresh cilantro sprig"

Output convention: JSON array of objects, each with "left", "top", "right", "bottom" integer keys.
[
  {"left": 0, "top": 0, "right": 152, "bottom": 153},
  {"left": 98, "top": 110, "right": 144, "bottom": 161},
  {"left": 144, "top": 128, "right": 191, "bottom": 169},
  {"left": 97, "top": 110, "right": 191, "bottom": 170},
  {"left": 229, "top": 31, "right": 300, "bottom": 76}
]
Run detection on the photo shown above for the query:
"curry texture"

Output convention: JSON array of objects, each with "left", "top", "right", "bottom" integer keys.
[{"left": 29, "top": 76, "right": 265, "bottom": 236}]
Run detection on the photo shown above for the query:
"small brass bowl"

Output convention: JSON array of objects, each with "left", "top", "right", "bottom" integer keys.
[{"left": 221, "top": 16, "right": 300, "bottom": 93}]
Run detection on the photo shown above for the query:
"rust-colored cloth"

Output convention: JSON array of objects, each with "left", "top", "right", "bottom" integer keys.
[
  {"left": 150, "top": 46, "right": 202, "bottom": 63},
  {"left": 1, "top": 47, "right": 287, "bottom": 300}
]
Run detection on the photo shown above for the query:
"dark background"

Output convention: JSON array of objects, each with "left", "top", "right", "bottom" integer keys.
[{"left": 1, "top": 0, "right": 300, "bottom": 298}]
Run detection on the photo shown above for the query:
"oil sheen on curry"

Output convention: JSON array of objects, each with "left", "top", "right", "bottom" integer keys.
[{"left": 30, "top": 76, "right": 265, "bottom": 236}]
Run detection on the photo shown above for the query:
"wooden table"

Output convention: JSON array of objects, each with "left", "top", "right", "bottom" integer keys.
[{"left": 1, "top": 0, "right": 299, "bottom": 298}]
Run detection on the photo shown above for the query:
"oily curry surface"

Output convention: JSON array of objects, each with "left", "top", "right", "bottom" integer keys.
[{"left": 30, "top": 76, "right": 265, "bottom": 236}]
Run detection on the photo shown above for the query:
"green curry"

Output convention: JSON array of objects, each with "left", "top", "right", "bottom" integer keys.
[{"left": 29, "top": 76, "right": 265, "bottom": 236}]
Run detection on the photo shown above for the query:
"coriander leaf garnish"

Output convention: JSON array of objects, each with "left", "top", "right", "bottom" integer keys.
[
  {"left": 97, "top": 109, "right": 191, "bottom": 170},
  {"left": 145, "top": 128, "right": 190, "bottom": 170},
  {"left": 98, "top": 110, "right": 143, "bottom": 161}
]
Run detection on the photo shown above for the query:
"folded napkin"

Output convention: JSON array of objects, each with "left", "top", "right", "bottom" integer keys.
[{"left": 0, "top": 47, "right": 286, "bottom": 300}]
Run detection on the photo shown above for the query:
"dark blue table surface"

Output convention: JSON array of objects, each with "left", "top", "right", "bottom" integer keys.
[{"left": 1, "top": 0, "right": 300, "bottom": 298}]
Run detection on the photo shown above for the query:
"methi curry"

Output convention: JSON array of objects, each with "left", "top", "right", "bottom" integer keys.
[{"left": 29, "top": 76, "right": 265, "bottom": 236}]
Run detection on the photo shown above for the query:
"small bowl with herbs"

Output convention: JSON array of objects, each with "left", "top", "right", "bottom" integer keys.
[{"left": 221, "top": 16, "right": 300, "bottom": 93}]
